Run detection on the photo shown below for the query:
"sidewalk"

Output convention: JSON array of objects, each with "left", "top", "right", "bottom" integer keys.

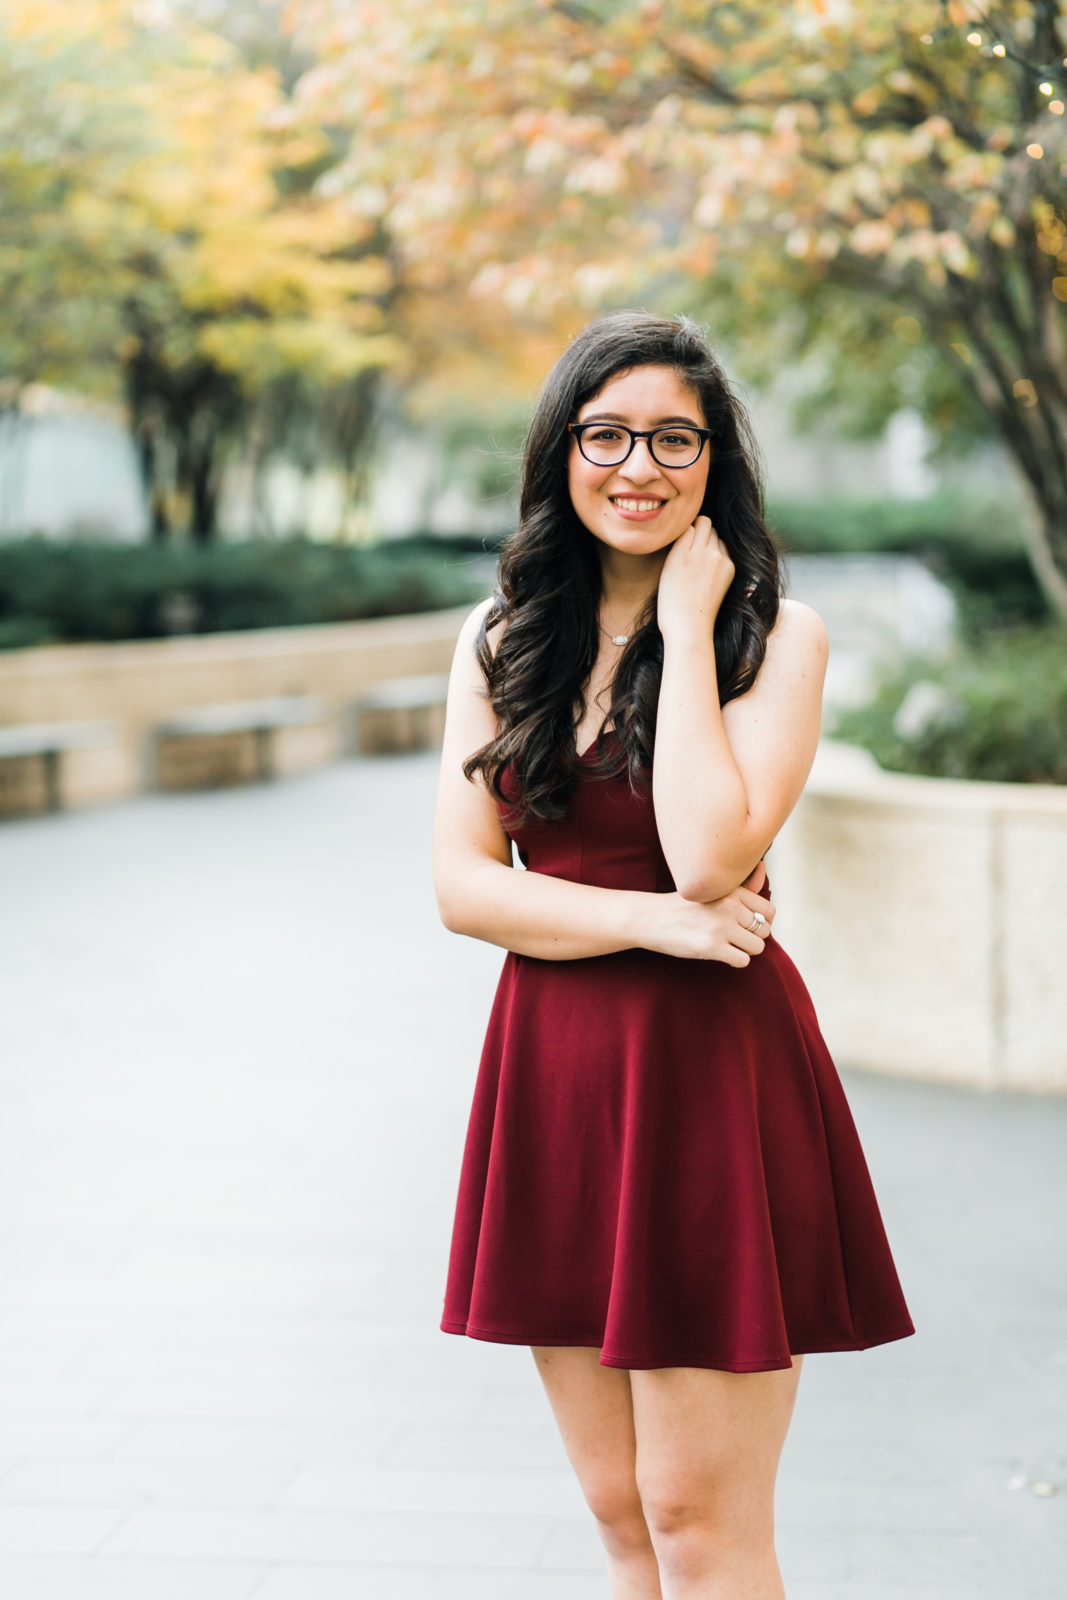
[{"left": 0, "top": 751, "right": 1063, "bottom": 1599}]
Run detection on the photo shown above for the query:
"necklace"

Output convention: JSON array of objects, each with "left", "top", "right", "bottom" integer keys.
[{"left": 599, "top": 620, "right": 635, "bottom": 646}]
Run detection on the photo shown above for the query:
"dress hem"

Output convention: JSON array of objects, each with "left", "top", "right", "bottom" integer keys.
[{"left": 440, "top": 1316, "right": 916, "bottom": 1372}]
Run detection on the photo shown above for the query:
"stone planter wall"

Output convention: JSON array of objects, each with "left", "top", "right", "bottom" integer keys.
[
  {"left": 0, "top": 606, "right": 472, "bottom": 810},
  {"left": 768, "top": 741, "right": 1067, "bottom": 1095}
]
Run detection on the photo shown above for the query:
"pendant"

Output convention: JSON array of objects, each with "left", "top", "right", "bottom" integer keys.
[{"left": 611, "top": 634, "right": 628, "bottom": 645}]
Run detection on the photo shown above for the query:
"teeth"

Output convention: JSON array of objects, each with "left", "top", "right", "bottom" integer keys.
[{"left": 613, "top": 498, "right": 662, "bottom": 512}]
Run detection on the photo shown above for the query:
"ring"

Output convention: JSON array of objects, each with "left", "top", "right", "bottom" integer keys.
[{"left": 746, "top": 911, "right": 766, "bottom": 933}]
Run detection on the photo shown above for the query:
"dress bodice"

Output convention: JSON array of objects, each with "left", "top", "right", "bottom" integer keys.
[{"left": 497, "top": 729, "right": 677, "bottom": 895}]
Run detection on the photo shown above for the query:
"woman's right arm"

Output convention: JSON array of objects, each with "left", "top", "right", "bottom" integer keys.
[{"left": 432, "top": 599, "right": 774, "bottom": 966}]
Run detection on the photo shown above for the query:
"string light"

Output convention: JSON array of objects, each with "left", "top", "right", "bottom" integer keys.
[
  {"left": 1026, "top": 143, "right": 1044, "bottom": 159},
  {"left": 966, "top": 31, "right": 983, "bottom": 46},
  {"left": 1040, "top": 82, "right": 1053, "bottom": 95},
  {"left": 993, "top": 43, "right": 1005, "bottom": 57}
]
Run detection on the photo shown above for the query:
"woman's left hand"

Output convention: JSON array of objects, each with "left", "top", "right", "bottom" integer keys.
[{"left": 656, "top": 514, "right": 735, "bottom": 641}]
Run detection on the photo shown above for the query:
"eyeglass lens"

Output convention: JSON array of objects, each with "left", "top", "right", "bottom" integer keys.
[{"left": 578, "top": 425, "right": 704, "bottom": 468}]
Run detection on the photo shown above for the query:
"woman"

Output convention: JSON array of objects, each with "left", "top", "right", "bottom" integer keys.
[{"left": 433, "top": 311, "right": 914, "bottom": 1600}]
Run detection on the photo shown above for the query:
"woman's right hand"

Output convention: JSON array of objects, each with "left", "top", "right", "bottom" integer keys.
[{"left": 646, "top": 859, "right": 775, "bottom": 966}]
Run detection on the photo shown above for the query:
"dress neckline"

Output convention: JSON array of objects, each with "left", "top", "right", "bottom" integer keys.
[{"left": 576, "top": 724, "right": 619, "bottom": 762}]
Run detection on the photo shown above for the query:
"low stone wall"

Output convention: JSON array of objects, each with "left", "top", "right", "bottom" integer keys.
[
  {"left": 0, "top": 607, "right": 472, "bottom": 809},
  {"left": 769, "top": 741, "right": 1067, "bottom": 1096}
]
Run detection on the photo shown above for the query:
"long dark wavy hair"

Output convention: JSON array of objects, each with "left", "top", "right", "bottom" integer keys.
[{"left": 463, "top": 310, "right": 783, "bottom": 823}]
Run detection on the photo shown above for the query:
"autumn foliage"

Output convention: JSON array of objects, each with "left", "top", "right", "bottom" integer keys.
[{"left": 292, "top": 0, "right": 1067, "bottom": 612}]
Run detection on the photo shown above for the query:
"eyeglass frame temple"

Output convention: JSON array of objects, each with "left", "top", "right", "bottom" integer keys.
[{"left": 567, "top": 421, "right": 713, "bottom": 466}]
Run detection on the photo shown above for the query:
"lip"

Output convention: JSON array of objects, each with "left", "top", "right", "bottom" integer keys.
[{"left": 608, "top": 495, "right": 668, "bottom": 522}]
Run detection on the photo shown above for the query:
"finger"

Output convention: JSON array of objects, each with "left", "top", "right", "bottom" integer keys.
[
  {"left": 737, "top": 889, "right": 776, "bottom": 923},
  {"left": 742, "top": 859, "right": 766, "bottom": 892},
  {"left": 718, "top": 946, "right": 750, "bottom": 968},
  {"left": 730, "top": 927, "right": 767, "bottom": 957},
  {"left": 734, "top": 908, "right": 772, "bottom": 944}
]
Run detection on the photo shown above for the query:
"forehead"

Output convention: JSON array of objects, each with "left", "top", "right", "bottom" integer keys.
[{"left": 577, "top": 364, "right": 704, "bottom": 423}]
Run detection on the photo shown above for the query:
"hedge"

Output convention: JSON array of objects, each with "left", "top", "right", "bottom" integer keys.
[
  {"left": 0, "top": 535, "right": 490, "bottom": 649},
  {"left": 830, "top": 624, "right": 1067, "bottom": 786}
]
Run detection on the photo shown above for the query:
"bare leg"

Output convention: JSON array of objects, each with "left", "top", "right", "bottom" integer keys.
[
  {"left": 532, "top": 1346, "right": 661, "bottom": 1599},
  {"left": 631, "top": 1357, "right": 804, "bottom": 1600}
]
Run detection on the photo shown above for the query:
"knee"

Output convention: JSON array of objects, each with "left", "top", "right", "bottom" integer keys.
[
  {"left": 638, "top": 1478, "right": 709, "bottom": 1546},
  {"left": 582, "top": 1472, "right": 653, "bottom": 1559},
  {"left": 638, "top": 1472, "right": 773, "bottom": 1572}
]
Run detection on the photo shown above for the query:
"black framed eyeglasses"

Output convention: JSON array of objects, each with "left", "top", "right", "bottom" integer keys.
[{"left": 568, "top": 421, "right": 713, "bottom": 470}]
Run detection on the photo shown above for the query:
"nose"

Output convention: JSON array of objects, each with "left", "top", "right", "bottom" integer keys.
[{"left": 616, "top": 437, "right": 662, "bottom": 485}]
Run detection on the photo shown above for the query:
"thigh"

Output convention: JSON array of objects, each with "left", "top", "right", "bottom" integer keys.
[
  {"left": 531, "top": 1346, "right": 640, "bottom": 1510},
  {"left": 631, "top": 1357, "right": 803, "bottom": 1534}
]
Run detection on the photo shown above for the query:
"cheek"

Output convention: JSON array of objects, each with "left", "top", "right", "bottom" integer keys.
[
  {"left": 684, "top": 463, "right": 710, "bottom": 511},
  {"left": 568, "top": 455, "right": 608, "bottom": 510}
]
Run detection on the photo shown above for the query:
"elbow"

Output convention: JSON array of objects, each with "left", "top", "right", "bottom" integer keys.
[
  {"left": 676, "top": 871, "right": 736, "bottom": 903},
  {"left": 435, "top": 858, "right": 499, "bottom": 936},
  {"left": 673, "top": 852, "right": 758, "bottom": 903},
  {"left": 435, "top": 886, "right": 470, "bottom": 936}
]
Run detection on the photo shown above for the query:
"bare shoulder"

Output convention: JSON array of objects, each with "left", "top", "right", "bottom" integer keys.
[
  {"left": 723, "top": 597, "right": 827, "bottom": 726},
  {"left": 457, "top": 591, "right": 509, "bottom": 660},
  {"left": 768, "top": 596, "right": 829, "bottom": 657},
  {"left": 450, "top": 592, "right": 508, "bottom": 693},
  {"left": 456, "top": 592, "right": 498, "bottom": 651}
]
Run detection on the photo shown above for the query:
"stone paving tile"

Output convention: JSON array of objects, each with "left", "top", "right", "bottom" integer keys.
[
  {"left": 0, "top": 1556, "right": 266, "bottom": 1598},
  {"left": 111, "top": 1418, "right": 397, "bottom": 1468},
  {"left": 251, "top": 1565, "right": 606, "bottom": 1600},
  {"left": 97, "top": 1373, "right": 481, "bottom": 1425},
  {"left": 533, "top": 1516, "right": 608, "bottom": 1571},
  {"left": 276, "top": 1463, "right": 586, "bottom": 1516},
  {"left": 503, "top": 1578, "right": 608, "bottom": 1600},
  {"left": 0, "top": 1457, "right": 295, "bottom": 1509},
  {"left": 0, "top": 1505, "right": 130, "bottom": 1556},
  {"left": 0, "top": 1421, "right": 131, "bottom": 1460},
  {"left": 100, "top": 1505, "right": 559, "bottom": 1567},
  {"left": 0, "top": 1376, "right": 119, "bottom": 1417},
  {"left": 382, "top": 1418, "right": 574, "bottom": 1473}
]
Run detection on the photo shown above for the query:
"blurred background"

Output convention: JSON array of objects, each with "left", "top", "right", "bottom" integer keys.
[{"left": 1, "top": 2, "right": 1065, "bottom": 1596}]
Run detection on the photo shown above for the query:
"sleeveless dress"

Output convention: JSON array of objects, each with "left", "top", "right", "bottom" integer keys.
[{"left": 441, "top": 728, "right": 915, "bottom": 1371}]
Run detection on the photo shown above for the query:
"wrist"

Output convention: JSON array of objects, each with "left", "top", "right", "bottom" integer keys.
[
  {"left": 660, "top": 613, "right": 718, "bottom": 653},
  {"left": 619, "top": 890, "right": 663, "bottom": 952}
]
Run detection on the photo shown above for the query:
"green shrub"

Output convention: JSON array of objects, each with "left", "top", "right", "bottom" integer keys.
[
  {"left": 0, "top": 536, "right": 489, "bottom": 648},
  {"left": 830, "top": 624, "right": 1067, "bottom": 785}
]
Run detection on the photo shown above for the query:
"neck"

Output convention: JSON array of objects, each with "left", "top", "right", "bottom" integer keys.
[{"left": 597, "top": 545, "right": 666, "bottom": 628}]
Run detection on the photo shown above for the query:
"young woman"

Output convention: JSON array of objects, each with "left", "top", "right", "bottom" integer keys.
[{"left": 432, "top": 311, "right": 914, "bottom": 1600}]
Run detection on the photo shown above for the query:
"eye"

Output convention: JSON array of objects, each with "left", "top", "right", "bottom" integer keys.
[{"left": 586, "top": 426, "right": 626, "bottom": 442}]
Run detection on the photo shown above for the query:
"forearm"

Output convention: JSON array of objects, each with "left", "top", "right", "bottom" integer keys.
[
  {"left": 437, "top": 858, "right": 658, "bottom": 960},
  {"left": 653, "top": 627, "right": 764, "bottom": 900}
]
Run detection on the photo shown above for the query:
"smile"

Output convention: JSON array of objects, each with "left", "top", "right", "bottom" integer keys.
[{"left": 610, "top": 496, "right": 666, "bottom": 516}]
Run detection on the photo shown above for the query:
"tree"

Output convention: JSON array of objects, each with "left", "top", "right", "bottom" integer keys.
[
  {"left": 0, "top": 0, "right": 401, "bottom": 540},
  {"left": 293, "top": 0, "right": 1067, "bottom": 614}
]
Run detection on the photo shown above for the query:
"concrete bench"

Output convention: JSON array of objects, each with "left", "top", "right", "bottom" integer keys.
[
  {"left": 144, "top": 694, "right": 328, "bottom": 789},
  {"left": 349, "top": 672, "right": 450, "bottom": 755},
  {"left": 0, "top": 720, "right": 120, "bottom": 812}
]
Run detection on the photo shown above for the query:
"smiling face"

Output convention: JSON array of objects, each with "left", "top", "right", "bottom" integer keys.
[{"left": 567, "top": 364, "right": 711, "bottom": 558}]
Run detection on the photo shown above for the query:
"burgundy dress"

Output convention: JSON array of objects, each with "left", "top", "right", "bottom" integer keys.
[{"left": 441, "top": 729, "right": 915, "bottom": 1371}]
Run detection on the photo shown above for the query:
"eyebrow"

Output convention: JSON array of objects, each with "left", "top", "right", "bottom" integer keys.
[{"left": 580, "top": 411, "right": 705, "bottom": 427}]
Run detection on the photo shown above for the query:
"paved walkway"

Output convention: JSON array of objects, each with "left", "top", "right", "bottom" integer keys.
[{"left": 0, "top": 752, "right": 1064, "bottom": 1599}]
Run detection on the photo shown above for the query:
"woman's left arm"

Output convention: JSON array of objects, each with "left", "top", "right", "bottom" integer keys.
[{"left": 652, "top": 517, "right": 829, "bottom": 902}]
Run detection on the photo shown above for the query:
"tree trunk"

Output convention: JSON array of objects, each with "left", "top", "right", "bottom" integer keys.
[
  {"left": 185, "top": 417, "right": 221, "bottom": 544},
  {"left": 937, "top": 267, "right": 1067, "bottom": 623}
]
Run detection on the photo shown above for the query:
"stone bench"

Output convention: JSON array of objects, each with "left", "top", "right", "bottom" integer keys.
[
  {"left": 0, "top": 720, "right": 120, "bottom": 813},
  {"left": 349, "top": 672, "right": 451, "bottom": 755},
  {"left": 144, "top": 695, "right": 329, "bottom": 789}
]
